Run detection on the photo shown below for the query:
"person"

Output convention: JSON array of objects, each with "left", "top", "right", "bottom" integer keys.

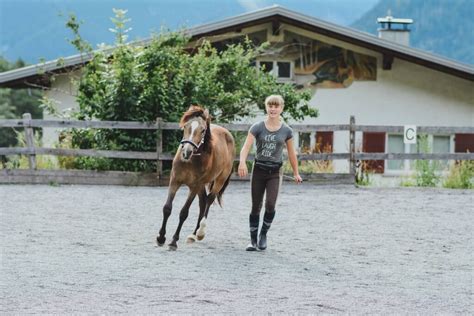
[{"left": 238, "top": 95, "right": 303, "bottom": 251}]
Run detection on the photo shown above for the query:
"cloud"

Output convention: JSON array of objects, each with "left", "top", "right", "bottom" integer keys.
[{"left": 237, "top": 0, "right": 268, "bottom": 12}]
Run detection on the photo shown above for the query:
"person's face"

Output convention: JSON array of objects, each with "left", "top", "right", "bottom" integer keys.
[{"left": 265, "top": 103, "right": 283, "bottom": 119}]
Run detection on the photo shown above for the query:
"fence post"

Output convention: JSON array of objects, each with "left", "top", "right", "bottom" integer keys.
[
  {"left": 156, "top": 117, "right": 163, "bottom": 178},
  {"left": 349, "top": 115, "right": 355, "bottom": 177},
  {"left": 23, "top": 113, "right": 37, "bottom": 170}
]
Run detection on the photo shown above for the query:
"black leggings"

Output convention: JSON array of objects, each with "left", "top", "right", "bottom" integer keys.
[{"left": 251, "top": 164, "right": 282, "bottom": 216}]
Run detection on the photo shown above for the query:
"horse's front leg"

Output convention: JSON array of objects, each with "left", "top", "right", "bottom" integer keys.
[
  {"left": 168, "top": 190, "right": 197, "bottom": 250},
  {"left": 187, "top": 188, "right": 207, "bottom": 243},
  {"left": 157, "top": 182, "right": 180, "bottom": 246}
]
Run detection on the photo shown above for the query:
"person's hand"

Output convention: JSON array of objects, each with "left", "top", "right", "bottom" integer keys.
[
  {"left": 238, "top": 162, "right": 248, "bottom": 177},
  {"left": 294, "top": 173, "right": 303, "bottom": 184}
]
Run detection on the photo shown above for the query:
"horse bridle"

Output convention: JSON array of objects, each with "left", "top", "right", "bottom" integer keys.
[{"left": 180, "top": 119, "right": 207, "bottom": 154}]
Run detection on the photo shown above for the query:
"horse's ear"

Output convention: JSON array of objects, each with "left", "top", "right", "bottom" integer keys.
[{"left": 203, "top": 109, "right": 212, "bottom": 123}]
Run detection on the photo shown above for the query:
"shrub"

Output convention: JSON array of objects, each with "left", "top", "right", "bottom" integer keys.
[
  {"left": 0, "top": 131, "right": 57, "bottom": 170},
  {"left": 443, "top": 160, "right": 474, "bottom": 189},
  {"left": 282, "top": 143, "right": 334, "bottom": 174},
  {"left": 355, "top": 161, "right": 372, "bottom": 186},
  {"left": 414, "top": 135, "right": 440, "bottom": 187}
]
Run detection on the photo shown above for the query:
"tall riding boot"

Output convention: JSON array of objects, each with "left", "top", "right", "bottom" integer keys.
[
  {"left": 246, "top": 214, "right": 259, "bottom": 251},
  {"left": 258, "top": 211, "right": 275, "bottom": 250}
]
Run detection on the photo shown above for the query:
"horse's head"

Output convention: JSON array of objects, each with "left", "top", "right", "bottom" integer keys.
[{"left": 179, "top": 105, "right": 211, "bottom": 161}]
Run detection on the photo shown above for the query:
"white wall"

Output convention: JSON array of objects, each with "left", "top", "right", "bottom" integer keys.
[
  {"left": 43, "top": 71, "right": 80, "bottom": 146},
  {"left": 291, "top": 58, "right": 474, "bottom": 172}
]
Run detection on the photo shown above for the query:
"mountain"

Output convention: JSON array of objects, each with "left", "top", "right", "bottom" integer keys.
[
  {"left": 0, "top": 0, "right": 378, "bottom": 64},
  {"left": 2, "top": 0, "right": 472, "bottom": 66},
  {"left": 351, "top": 0, "right": 474, "bottom": 65}
]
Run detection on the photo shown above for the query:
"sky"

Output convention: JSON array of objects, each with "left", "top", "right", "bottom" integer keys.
[{"left": 0, "top": 0, "right": 380, "bottom": 64}]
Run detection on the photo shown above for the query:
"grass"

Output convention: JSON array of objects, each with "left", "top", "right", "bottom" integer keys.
[
  {"left": 443, "top": 160, "right": 473, "bottom": 189},
  {"left": 0, "top": 130, "right": 59, "bottom": 170},
  {"left": 283, "top": 143, "right": 335, "bottom": 174}
]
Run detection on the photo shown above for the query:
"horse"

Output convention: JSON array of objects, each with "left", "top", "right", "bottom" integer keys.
[{"left": 156, "top": 105, "right": 235, "bottom": 250}]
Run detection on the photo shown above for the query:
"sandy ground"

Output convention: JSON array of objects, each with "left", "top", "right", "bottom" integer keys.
[{"left": 0, "top": 182, "right": 472, "bottom": 314}]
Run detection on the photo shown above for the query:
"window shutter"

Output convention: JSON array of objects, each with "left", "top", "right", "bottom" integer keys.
[
  {"left": 455, "top": 134, "right": 474, "bottom": 153},
  {"left": 363, "top": 132, "right": 386, "bottom": 173}
]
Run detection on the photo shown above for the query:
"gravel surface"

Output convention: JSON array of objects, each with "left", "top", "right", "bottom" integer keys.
[{"left": 1, "top": 183, "right": 472, "bottom": 314}]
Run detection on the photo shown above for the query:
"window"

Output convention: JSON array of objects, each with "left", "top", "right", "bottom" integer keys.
[
  {"left": 257, "top": 60, "right": 294, "bottom": 82},
  {"left": 433, "top": 135, "right": 450, "bottom": 170},
  {"left": 387, "top": 134, "right": 452, "bottom": 171},
  {"left": 387, "top": 135, "right": 418, "bottom": 170},
  {"left": 387, "top": 135, "right": 404, "bottom": 170},
  {"left": 299, "top": 132, "right": 311, "bottom": 152},
  {"left": 363, "top": 132, "right": 385, "bottom": 173},
  {"left": 315, "top": 132, "right": 333, "bottom": 153},
  {"left": 260, "top": 61, "right": 273, "bottom": 74},
  {"left": 277, "top": 61, "right": 291, "bottom": 78},
  {"left": 455, "top": 133, "right": 474, "bottom": 153},
  {"left": 408, "top": 141, "right": 418, "bottom": 170}
]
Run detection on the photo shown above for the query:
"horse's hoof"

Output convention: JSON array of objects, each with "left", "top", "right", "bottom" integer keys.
[
  {"left": 186, "top": 234, "right": 197, "bottom": 243},
  {"left": 196, "top": 235, "right": 205, "bottom": 241},
  {"left": 156, "top": 236, "right": 166, "bottom": 246},
  {"left": 168, "top": 243, "right": 178, "bottom": 251}
]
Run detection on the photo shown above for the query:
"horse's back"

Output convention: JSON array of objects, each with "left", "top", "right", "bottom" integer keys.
[
  {"left": 210, "top": 124, "right": 235, "bottom": 172},
  {"left": 207, "top": 124, "right": 235, "bottom": 195},
  {"left": 210, "top": 124, "right": 235, "bottom": 153}
]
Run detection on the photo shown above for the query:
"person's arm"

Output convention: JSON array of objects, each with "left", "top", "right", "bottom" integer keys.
[
  {"left": 238, "top": 132, "right": 255, "bottom": 177},
  {"left": 286, "top": 138, "right": 303, "bottom": 183}
]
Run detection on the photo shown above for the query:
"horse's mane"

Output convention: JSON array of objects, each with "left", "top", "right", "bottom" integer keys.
[{"left": 179, "top": 105, "right": 212, "bottom": 153}]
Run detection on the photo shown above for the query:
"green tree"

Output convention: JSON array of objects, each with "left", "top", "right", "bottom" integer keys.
[
  {"left": 0, "top": 57, "right": 42, "bottom": 148},
  {"left": 65, "top": 10, "right": 317, "bottom": 171}
]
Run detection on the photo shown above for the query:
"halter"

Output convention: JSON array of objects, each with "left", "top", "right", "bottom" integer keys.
[{"left": 180, "top": 119, "right": 207, "bottom": 155}]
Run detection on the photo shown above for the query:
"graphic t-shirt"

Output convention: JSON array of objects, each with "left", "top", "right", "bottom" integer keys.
[{"left": 250, "top": 121, "right": 293, "bottom": 163}]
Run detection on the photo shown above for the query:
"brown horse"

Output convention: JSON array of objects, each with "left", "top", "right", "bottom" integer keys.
[{"left": 157, "top": 105, "right": 235, "bottom": 250}]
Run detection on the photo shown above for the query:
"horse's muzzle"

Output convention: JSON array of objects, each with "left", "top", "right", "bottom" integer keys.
[
  {"left": 180, "top": 139, "right": 201, "bottom": 161},
  {"left": 181, "top": 144, "right": 194, "bottom": 161}
]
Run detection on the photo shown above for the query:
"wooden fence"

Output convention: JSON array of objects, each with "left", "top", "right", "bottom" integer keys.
[{"left": 0, "top": 113, "right": 473, "bottom": 186}]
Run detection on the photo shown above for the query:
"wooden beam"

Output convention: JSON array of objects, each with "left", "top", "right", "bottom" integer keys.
[
  {"left": 22, "top": 113, "right": 36, "bottom": 170},
  {"left": 272, "top": 18, "right": 281, "bottom": 35},
  {"left": 0, "top": 169, "right": 354, "bottom": 186},
  {"left": 298, "top": 153, "right": 351, "bottom": 160},
  {"left": 355, "top": 152, "right": 474, "bottom": 160},
  {"left": 383, "top": 54, "right": 394, "bottom": 70},
  {"left": 156, "top": 117, "right": 163, "bottom": 177},
  {"left": 0, "top": 169, "right": 161, "bottom": 186},
  {"left": 349, "top": 116, "right": 356, "bottom": 175},
  {"left": 2, "top": 118, "right": 472, "bottom": 134},
  {"left": 353, "top": 125, "right": 474, "bottom": 133}
]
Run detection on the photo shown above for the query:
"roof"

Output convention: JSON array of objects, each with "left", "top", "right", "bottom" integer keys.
[{"left": 1, "top": 5, "right": 473, "bottom": 88}]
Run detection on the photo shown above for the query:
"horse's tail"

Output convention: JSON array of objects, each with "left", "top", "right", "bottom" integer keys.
[{"left": 216, "top": 172, "right": 232, "bottom": 207}]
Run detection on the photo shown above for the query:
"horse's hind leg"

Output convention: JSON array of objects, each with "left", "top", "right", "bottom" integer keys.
[
  {"left": 196, "top": 192, "right": 216, "bottom": 240},
  {"left": 187, "top": 188, "right": 207, "bottom": 243},
  {"left": 157, "top": 183, "right": 179, "bottom": 246},
  {"left": 169, "top": 190, "right": 197, "bottom": 250},
  {"left": 196, "top": 172, "right": 230, "bottom": 240}
]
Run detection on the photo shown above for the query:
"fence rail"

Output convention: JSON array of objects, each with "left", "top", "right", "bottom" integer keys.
[
  {"left": 0, "top": 113, "right": 473, "bottom": 186},
  {"left": 4, "top": 120, "right": 472, "bottom": 134}
]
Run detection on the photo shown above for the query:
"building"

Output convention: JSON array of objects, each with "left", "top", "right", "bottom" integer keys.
[{"left": 1, "top": 5, "right": 473, "bottom": 175}]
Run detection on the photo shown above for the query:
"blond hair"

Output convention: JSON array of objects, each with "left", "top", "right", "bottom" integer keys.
[{"left": 265, "top": 95, "right": 285, "bottom": 108}]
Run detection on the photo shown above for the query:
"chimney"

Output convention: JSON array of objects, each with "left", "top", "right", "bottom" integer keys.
[{"left": 377, "top": 10, "right": 413, "bottom": 46}]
